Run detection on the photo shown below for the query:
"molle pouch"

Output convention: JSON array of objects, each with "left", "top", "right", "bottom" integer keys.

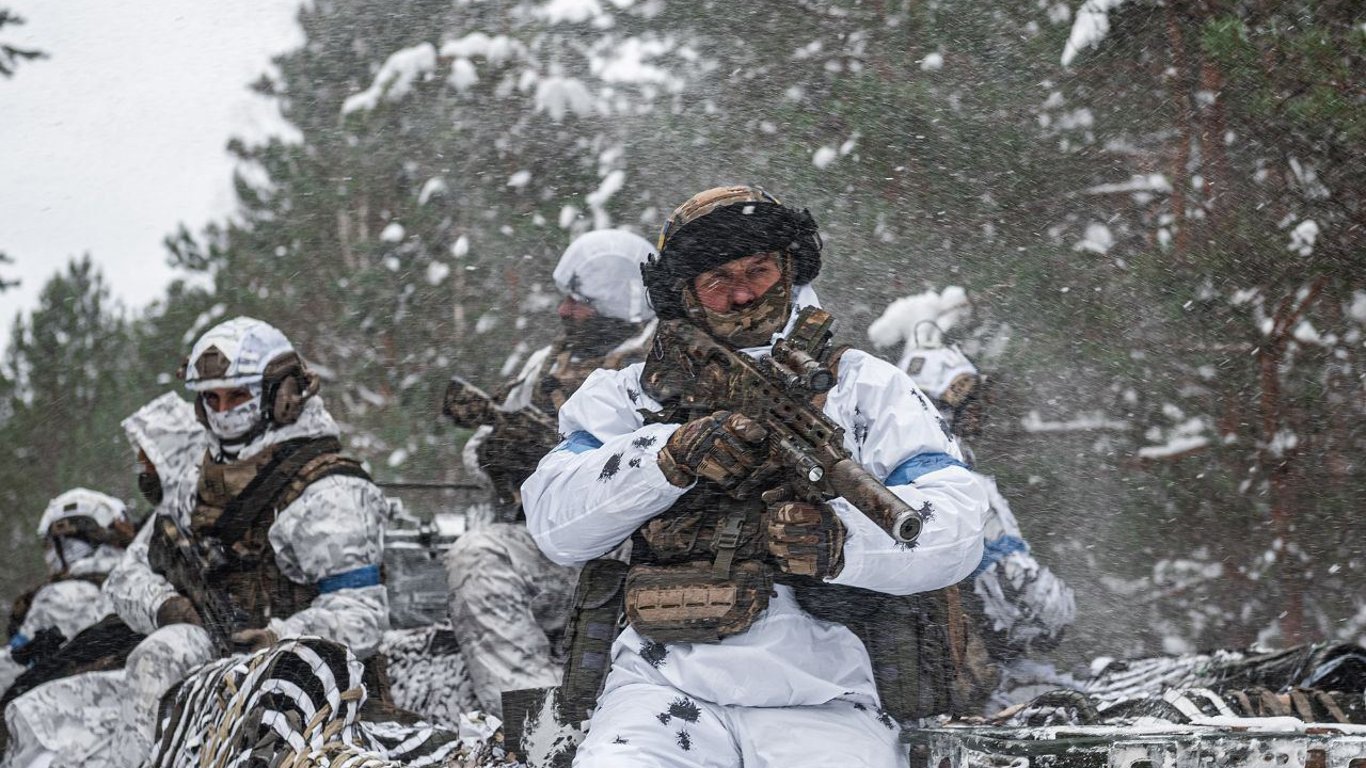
[
  {"left": 559, "top": 558, "right": 630, "bottom": 727},
  {"left": 625, "top": 559, "right": 772, "bottom": 644}
]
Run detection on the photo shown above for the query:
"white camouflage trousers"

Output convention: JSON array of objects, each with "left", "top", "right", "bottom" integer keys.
[
  {"left": 574, "top": 682, "right": 908, "bottom": 768},
  {"left": 445, "top": 523, "right": 579, "bottom": 717}
]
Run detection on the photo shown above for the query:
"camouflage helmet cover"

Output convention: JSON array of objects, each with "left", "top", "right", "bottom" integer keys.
[
  {"left": 181, "top": 316, "right": 296, "bottom": 391},
  {"left": 642, "top": 185, "right": 822, "bottom": 320},
  {"left": 38, "top": 488, "right": 130, "bottom": 537}
]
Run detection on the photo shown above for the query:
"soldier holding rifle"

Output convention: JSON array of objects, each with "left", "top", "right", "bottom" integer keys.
[
  {"left": 522, "top": 186, "right": 988, "bottom": 768},
  {"left": 442, "top": 230, "right": 656, "bottom": 717}
]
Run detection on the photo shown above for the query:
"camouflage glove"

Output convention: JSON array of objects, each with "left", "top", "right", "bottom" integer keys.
[
  {"left": 156, "top": 595, "right": 204, "bottom": 629},
  {"left": 657, "top": 410, "right": 768, "bottom": 490},
  {"left": 765, "top": 500, "right": 846, "bottom": 579}
]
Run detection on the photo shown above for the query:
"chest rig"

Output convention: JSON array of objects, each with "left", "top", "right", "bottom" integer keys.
[
  {"left": 629, "top": 311, "right": 999, "bottom": 719},
  {"left": 184, "top": 436, "right": 371, "bottom": 629},
  {"left": 626, "top": 310, "right": 847, "bottom": 644}
]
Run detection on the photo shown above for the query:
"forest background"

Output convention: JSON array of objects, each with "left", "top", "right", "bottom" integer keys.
[{"left": 1, "top": 0, "right": 1362, "bottom": 668}]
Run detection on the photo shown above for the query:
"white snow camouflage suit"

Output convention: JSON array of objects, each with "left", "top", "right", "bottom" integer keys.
[
  {"left": 0, "top": 489, "right": 130, "bottom": 700},
  {"left": 522, "top": 285, "right": 988, "bottom": 768},
  {"left": 3, "top": 394, "right": 214, "bottom": 767},
  {"left": 110, "top": 394, "right": 390, "bottom": 655},
  {"left": 447, "top": 230, "right": 655, "bottom": 718}
]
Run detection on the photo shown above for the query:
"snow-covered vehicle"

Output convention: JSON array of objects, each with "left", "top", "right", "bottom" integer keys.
[{"left": 915, "top": 643, "right": 1366, "bottom": 768}]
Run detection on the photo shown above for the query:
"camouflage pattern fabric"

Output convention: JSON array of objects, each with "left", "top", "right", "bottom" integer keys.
[
  {"left": 2, "top": 624, "right": 215, "bottom": 768},
  {"left": 144, "top": 637, "right": 500, "bottom": 768},
  {"left": 107, "top": 392, "right": 211, "bottom": 635},
  {"left": 378, "top": 622, "right": 479, "bottom": 728},
  {"left": 445, "top": 524, "right": 579, "bottom": 717},
  {"left": 108, "top": 396, "right": 389, "bottom": 657}
]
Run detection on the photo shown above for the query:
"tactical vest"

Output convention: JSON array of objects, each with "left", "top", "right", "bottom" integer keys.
[
  {"left": 627, "top": 342, "right": 1000, "bottom": 720},
  {"left": 184, "top": 436, "right": 371, "bottom": 629}
]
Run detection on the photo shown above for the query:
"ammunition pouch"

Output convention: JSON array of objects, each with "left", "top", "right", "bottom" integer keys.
[
  {"left": 557, "top": 558, "right": 630, "bottom": 727},
  {"left": 625, "top": 559, "right": 772, "bottom": 644},
  {"left": 795, "top": 582, "right": 999, "bottom": 721}
]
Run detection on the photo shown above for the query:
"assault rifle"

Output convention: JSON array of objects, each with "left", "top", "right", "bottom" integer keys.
[
  {"left": 146, "top": 514, "right": 246, "bottom": 656},
  {"left": 650, "top": 306, "right": 926, "bottom": 544},
  {"left": 441, "top": 374, "right": 559, "bottom": 443}
]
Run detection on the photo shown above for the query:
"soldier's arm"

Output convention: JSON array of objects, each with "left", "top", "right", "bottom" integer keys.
[
  {"left": 103, "top": 515, "right": 181, "bottom": 634},
  {"left": 522, "top": 366, "right": 689, "bottom": 567},
  {"left": 819, "top": 351, "right": 987, "bottom": 595},
  {"left": 266, "top": 475, "right": 389, "bottom": 658}
]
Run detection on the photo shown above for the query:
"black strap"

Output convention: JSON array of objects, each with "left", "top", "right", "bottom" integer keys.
[{"left": 207, "top": 436, "right": 358, "bottom": 547}]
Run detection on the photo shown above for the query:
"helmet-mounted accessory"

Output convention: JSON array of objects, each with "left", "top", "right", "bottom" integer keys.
[{"left": 179, "top": 317, "right": 320, "bottom": 435}]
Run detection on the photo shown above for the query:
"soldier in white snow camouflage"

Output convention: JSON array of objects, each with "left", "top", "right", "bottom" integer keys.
[
  {"left": 445, "top": 230, "right": 657, "bottom": 717},
  {"left": 523, "top": 186, "right": 988, "bottom": 767},
  {"left": 899, "top": 342, "right": 1077, "bottom": 712},
  {"left": 0, "top": 489, "right": 134, "bottom": 701},
  {"left": 2, "top": 397, "right": 214, "bottom": 768},
  {"left": 134, "top": 317, "right": 389, "bottom": 656}
]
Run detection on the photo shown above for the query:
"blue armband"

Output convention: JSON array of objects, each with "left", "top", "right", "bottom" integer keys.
[
  {"left": 556, "top": 431, "right": 603, "bottom": 454},
  {"left": 318, "top": 564, "right": 381, "bottom": 593},
  {"left": 8, "top": 632, "right": 29, "bottom": 652},
  {"left": 885, "top": 452, "right": 968, "bottom": 486},
  {"left": 971, "top": 535, "right": 1030, "bottom": 579}
]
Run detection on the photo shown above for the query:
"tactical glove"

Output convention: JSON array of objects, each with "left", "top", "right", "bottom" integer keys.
[
  {"left": 657, "top": 410, "right": 768, "bottom": 490},
  {"left": 765, "top": 500, "right": 846, "bottom": 579},
  {"left": 156, "top": 595, "right": 204, "bottom": 629}
]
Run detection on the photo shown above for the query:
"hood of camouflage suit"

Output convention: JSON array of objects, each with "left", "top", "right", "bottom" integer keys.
[
  {"left": 121, "top": 392, "right": 212, "bottom": 515},
  {"left": 553, "top": 230, "right": 656, "bottom": 324},
  {"left": 208, "top": 394, "right": 341, "bottom": 462}
]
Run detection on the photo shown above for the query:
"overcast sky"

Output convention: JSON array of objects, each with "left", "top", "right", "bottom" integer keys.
[{"left": 0, "top": 0, "right": 304, "bottom": 348}]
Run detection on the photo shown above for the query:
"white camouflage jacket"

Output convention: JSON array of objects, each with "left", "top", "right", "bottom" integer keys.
[
  {"left": 107, "top": 395, "right": 389, "bottom": 657},
  {"left": 0, "top": 546, "right": 125, "bottom": 696},
  {"left": 522, "top": 286, "right": 987, "bottom": 708}
]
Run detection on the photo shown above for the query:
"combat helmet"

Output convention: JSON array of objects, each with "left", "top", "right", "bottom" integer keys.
[
  {"left": 641, "top": 185, "right": 822, "bottom": 322},
  {"left": 179, "top": 317, "right": 320, "bottom": 441},
  {"left": 38, "top": 488, "right": 135, "bottom": 573}
]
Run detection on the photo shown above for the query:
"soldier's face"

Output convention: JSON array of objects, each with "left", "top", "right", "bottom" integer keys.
[
  {"left": 692, "top": 252, "right": 783, "bottom": 313},
  {"left": 558, "top": 295, "right": 597, "bottom": 323},
  {"left": 201, "top": 387, "right": 254, "bottom": 413}
]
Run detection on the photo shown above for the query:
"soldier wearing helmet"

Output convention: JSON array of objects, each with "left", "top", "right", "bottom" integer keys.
[
  {"left": 897, "top": 335, "right": 1077, "bottom": 713},
  {"left": 444, "top": 229, "right": 657, "bottom": 717},
  {"left": 143, "top": 317, "right": 388, "bottom": 659},
  {"left": 1, "top": 395, "right": 216, "bottom": 766},
  {"left": 521, "top": 187, "right": 988, "bottom": 767},
  {"left": 0, "top": 489, "right": 133, "bottom": 699}
]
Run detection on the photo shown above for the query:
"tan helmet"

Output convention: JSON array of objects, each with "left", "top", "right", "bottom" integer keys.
[{"left": 642, "top": 185, "right": 822, "bottom": 321}]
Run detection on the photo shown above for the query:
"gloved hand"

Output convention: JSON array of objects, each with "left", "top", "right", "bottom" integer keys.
[
  {"left": 156, "top": 595, "right": 204, "bottom": 629},
  {"left": 231, "top": 628, "right": 279, "bottom": 652},
  {"left": 657, "top": 410, "right": 768, "bottom": 490},
  {"left": 765, "top": 500, "right": 846, "bottom": 579}
]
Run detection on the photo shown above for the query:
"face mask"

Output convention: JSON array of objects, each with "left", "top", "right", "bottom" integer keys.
[
  {"left": 204, "top": 393, "right": 263, "bottom": 441},
  {"left": 45, "top": 537, "right": 94, "bottom": 574},
  {"left": 688, "top": 269, "right": 794, "bottom": 349},
  {"left": 138, "top": 470, "right": 164, "bottom": 506},
  {"left": 562, "top": 314, "right": 641, "bottom": 357}
]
